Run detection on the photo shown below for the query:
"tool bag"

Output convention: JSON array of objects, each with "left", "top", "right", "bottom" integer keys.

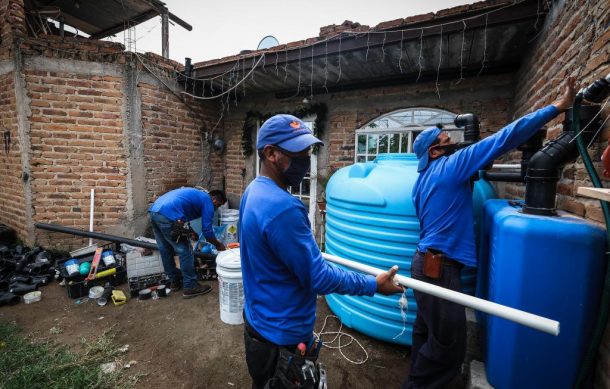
[
  {"left": 265, "top": 348, "right": 327, "bottom": 389},
  {"left": 170, "top": 220, "right": 193, "bottom": 243}
]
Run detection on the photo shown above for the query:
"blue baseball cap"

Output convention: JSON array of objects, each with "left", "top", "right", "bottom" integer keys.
[
  {"left": 257, "top": 114, "right": 323, "bottom": 152},
  {"left": 413, "top": 127, "right": 442, "bottom": 172}
]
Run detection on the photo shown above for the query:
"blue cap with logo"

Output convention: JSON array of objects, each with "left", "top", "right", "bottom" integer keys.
[
  {"left": 257, "top": 114, "right": 323, "bottom": 152},
  {"left": 413, "top": 126, "right": 442, "bottom": 172}
]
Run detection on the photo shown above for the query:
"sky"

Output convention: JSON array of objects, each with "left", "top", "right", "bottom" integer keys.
[{"left": 105, "top": 0, "right": 478, "bottom": 64}]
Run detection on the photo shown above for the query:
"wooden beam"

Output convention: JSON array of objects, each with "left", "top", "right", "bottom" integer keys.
[
  {"left": 577, "top": 187, "right": 610, "bottom": 202},
  {"left": 161, "top": 10, "right": 169, "bottom": 59}
]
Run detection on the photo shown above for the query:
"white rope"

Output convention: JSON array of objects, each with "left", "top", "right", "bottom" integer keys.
[
  {"left": 180, "top": 54, "right": 265, "bottom": 100},
  {"left": 416, "top": 28, "right": 424, "bottom": 82},
  {"left": 436, "top": 24, "right": 443, "bottom": 99},
  {"left": 568, "top": 96, "right": 610, "bottom": 144},
  {"left": 393, "top": 290, "right": 409, "bottom": 340},
  {"left": 314, "top": 315, "right": 369, "bottom": 365},
  {"left": 477, "top": 13, "right": 488, "bottom": 77}
]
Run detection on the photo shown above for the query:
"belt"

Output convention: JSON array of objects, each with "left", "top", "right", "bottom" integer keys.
[{"left": 416, "top": 249, "right": 464, "bottom": 269}]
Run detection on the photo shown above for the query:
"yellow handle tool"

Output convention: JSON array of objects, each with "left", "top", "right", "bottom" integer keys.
[{"left": 94, "top": 268, "right": 117, "bottom": 279}]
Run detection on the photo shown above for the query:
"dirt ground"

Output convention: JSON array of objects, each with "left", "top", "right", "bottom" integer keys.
[{"left": 0, "top": 281, "right": 414, "bottom": 388}]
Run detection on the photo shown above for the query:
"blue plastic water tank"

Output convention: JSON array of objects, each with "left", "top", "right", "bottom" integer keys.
[
  {"left": 479, "top": 199, "right": 606, "bottom": 389},
  {"left": 324, "top": 154, "right": 496, "bottom": 345}
]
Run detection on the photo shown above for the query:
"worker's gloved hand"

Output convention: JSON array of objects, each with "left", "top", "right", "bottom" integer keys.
[{"left": 375, "top": 265, "right": 404, "bottom": 295}]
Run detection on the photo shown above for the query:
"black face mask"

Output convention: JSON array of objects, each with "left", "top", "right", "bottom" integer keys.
[
  {"left": 438, "top": 143, "right": 459, "bottom": 156},
  {"left": 283, "top": 155, "right": 310, "bottom": 188}
]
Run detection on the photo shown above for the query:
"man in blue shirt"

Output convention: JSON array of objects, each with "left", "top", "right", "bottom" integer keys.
[
  {"left": 405, "top": 78, "right": 576, "bottom": 388},
  {"left": 149, "top": 188, "right": 226, "bottom": 298},
  {"left": 240, "top": 114, "right": 404, "bottom": 388}
]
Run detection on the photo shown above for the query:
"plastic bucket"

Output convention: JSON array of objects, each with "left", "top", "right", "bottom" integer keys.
[
  {"left": 216, "top": 249, "right": 243, "bottom": 325},
  {"left": 64, "top": 259, "right": 80, "bottom": 276},
  {"left": 220, "top": 209, "right": 239, "bottom": 244},
  {"left": 101, "top": 250, "right": 116, "bottom": 266}
]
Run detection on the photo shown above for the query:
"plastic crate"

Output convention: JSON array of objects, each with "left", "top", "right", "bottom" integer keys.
[
  {"left": 66, "top": 266, "right": 127, "bottom": 299},
  {"left": 128, "top": 273, "right": 169, "bottom": 297}
]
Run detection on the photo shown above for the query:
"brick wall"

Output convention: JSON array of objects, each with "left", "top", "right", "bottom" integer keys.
[
  {"left": 505, "top": 0, "right": 610, "bottom": 225},
  {"left": 222, "top": 73, "right": 515, "bottom": 202},
  {"left": 0, "top": 0, "right": 26, "bottom": 61},
  {"left": 0, "top": 72, "right": 26, "bottom": 238},
  {"left": 0, "top": 0, "right": 222, "bottom": 246},
  {"left": 507, "top": 0, "right": 610, "bottom": 387},
  {"left": 27, "top": 70, "right": 128, "bottom": 248},
  {"left": 140, "top": 85, "right": 221, "bottom": 204}
]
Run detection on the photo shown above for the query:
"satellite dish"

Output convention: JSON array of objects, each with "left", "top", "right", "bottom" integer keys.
[{"left": 257, "top": 35, "right": 280, "bottom": 50}]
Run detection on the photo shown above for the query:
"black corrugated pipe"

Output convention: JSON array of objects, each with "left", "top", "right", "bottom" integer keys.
[
  {"left": 523, "top": 105, "right": 602, "bottom": 215},
  {"left": 184, "top": 57, "right": 193, "bottom": 78},
  {"left": 454, "top": 113, "right": 480, "bottom": 148},
  {"left": 518, "top": 129, "right": 545, "bottom": 180},
  {"left": 35, "top": 223, "right": 215, "bottom": 260}
]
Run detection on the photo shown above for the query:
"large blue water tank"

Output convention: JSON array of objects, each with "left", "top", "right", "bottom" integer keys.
[
  {"left": 479, "top": 199, "right": 606, "bottom": 389},
  {"left": 324, "top": 154, "right": 496, "bottom": 345}
]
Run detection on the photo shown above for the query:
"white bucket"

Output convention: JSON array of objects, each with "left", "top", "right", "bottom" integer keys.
[
  {"left": 216, "top": 249, "right": 244, "bottom": 325},
  {"left": 220, "top": 209, "right": 239, "bottom": 244}
]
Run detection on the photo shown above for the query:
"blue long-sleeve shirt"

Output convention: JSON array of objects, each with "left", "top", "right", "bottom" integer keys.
[
  {"left": 149, "top": 187, "right": 215, "bottom": 239},
  {"left": 413, "top": 105, "right": 559, "bottom": 266},
  {"left": 239, "top": 176, "right": 377, "bottom": 345}
]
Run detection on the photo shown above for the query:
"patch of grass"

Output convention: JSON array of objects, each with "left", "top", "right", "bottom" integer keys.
[{"left": 0, "top": 322, "right": 138, "bottom": 389}]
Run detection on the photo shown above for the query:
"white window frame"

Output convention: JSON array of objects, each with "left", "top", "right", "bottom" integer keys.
[{"left": 355, "top": 107, "right": 462, "bottom": 162}]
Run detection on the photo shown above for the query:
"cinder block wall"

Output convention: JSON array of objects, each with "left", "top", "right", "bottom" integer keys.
[
  {"left": 503, "top": 0, "right": 610, "bottom": 387},
  {"left": 0, "top": 0, "right": 223, "bottom": 248}
]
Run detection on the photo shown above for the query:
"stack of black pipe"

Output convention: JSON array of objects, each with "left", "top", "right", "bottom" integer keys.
[{"left": 0, "top": 224, "right": 61, "bottom": 306}]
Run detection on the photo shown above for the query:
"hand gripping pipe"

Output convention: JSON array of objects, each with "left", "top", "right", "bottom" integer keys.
[{"left": 322, "top": 253, "right": 560, "bottom": 336}]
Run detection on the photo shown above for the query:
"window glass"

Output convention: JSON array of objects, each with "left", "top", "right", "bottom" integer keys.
[{"left": 354, "top": 108, "right": 460, "bottom": 161}]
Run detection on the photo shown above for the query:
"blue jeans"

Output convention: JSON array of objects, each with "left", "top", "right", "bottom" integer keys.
[{"left": 149, "top": 212, "right": 198, "bottom": 289}]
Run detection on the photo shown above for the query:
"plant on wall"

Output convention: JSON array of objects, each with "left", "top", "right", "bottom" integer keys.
[{"left": 241, "top": 103, "right": 328, "bottom": 157}]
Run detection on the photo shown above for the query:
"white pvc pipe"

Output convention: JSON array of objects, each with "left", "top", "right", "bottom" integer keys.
[
  {"left": 322, "top": 253, "right": 560, "bottom": 336},
  {"left": 89, "top": 188, "right": 95, "bottom": 246},
  {"left": 491, "top": 164, "right": 521, "bottom": 169}
]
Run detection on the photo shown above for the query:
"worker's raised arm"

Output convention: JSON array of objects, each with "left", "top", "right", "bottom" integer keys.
[{"left": 446, "top": 78, "right": 576, "bottom": 182}]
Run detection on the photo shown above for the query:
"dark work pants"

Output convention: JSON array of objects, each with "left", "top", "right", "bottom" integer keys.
[
  {"left": 403, "top": 251, "right": 466, "bottom": 389},
  {"left": 243, "top": 316, "right": 299, "bottom": 389}
]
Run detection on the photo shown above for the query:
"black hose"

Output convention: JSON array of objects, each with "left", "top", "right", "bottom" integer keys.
[
  {"left": 34, "top": 223, "right": 216, "bottom": 261},
  {"left": 572, "top": 96, "right": 610, "bottom": 389}
]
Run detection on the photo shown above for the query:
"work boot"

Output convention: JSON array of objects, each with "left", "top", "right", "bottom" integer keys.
[
  {"left": 170, "top": 279, "right": 182, "bottom": 292},
  {"left": 182, "top": 284, "right": 212, "bottom": 299}
]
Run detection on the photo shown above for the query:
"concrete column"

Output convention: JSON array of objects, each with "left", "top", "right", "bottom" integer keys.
[
  {"left": 12, "top": 43, "right": 34, "bottom": 245},
  {"left": 122, "top": 61, "right": 148, "bottom": 236}
]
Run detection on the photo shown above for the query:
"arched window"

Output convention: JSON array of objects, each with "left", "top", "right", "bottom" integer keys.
[{"left": 355, "top": 107, "right": 463, "bottom": 162}]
